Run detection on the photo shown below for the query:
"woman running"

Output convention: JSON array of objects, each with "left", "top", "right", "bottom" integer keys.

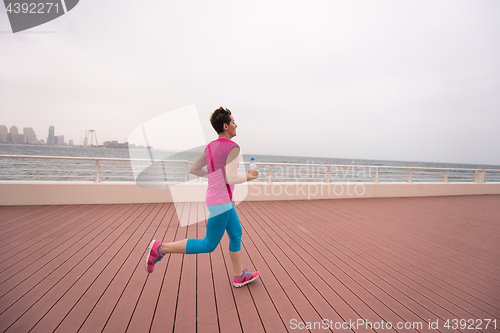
[{"left": 145, "top": 106, "right": 260, "bottom": 288}]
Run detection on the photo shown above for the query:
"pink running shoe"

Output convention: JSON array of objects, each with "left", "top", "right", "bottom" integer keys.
[
  {"left": 233, "top": 268, "right": 260, "bottom": 288},
  {"left": 145, "top": 239, "right": 164, "bottom": 273}
]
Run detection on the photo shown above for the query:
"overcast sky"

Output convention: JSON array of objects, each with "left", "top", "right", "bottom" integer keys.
[{"left": 1, "top": 0, "right": 499, "bottom": 165}]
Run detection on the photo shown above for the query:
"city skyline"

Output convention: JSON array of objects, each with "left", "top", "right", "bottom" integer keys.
[
  {"left": 0, "top": 123, "right": 70, "bottom": 145},
  {"left": 0, "top": 123, "right": 129, "bottom": 147}
]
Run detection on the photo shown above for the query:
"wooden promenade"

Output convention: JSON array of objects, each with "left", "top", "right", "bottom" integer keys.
[{"left": 0, "top": 195, "right": 499, "bottom": 333}]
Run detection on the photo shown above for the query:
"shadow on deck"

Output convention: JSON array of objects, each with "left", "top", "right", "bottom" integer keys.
[{"left": 0, "top": 195, "right": 499, "bottom": 333}]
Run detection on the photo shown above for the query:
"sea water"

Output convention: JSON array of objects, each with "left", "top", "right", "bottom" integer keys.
[{"left": 1, "top": 143, "right": 499, "bottom": 182}]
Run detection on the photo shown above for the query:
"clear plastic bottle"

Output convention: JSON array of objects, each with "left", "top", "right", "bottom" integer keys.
[{"left": 249, "top": 158, "right": 257, "bottom": 182}]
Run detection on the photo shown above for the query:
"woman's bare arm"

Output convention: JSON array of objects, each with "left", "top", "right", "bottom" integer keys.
[
  {"left": 189, "top": 152, "right": 208, "bottom": 178},
  {"left": 225, "top": 147, "right": 258, "bottom": 185}
]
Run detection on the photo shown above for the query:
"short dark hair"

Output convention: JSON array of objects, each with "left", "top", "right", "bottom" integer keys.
[{"left": 210, "top": 106, "right": 232, "bottom": 134}]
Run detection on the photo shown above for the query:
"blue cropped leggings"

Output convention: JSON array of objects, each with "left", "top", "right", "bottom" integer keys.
[{"left": 186, "top": 203, "right": 242, "bottom": 254}]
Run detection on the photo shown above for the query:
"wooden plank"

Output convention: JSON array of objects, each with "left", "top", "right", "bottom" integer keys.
[
  {"left": 0, "top": 204, "right": 110, "bottom": 283},
  {"left": 0, "top": 204, "right": 127, "bottom": 297},
  {"left": 196, "top": 202, "right": 219, "bottom": 333},
  {"left": 149, "top": 203, "right": 186, "bottom": 333},
  {"left": 31, "top": 203, "right": 165, "bottom": 333},
  {"left": 210, "top": 212, "right": 242, "bottom": 333},
  {"left": 0, "top": 195, "right": 499, "bottom": 333},
  {"left": 288, "top": 198, "right": 470, "bottom": 326},
  {"left": 345, "top": 197, "right": 500, "bottom": 270},
  {"left": 219, "top": 210, "right": 265, "bottom": 333},
  {"left": 0, "top": 204, "right": 137, "bottom": 316},
  {"left": 0, "top": 205, "right": 54, "bottom": 222},
  {"left": 1, "top": 203, "right": 152, "bottom": 333},
  {"left": 309, "top": 198, "right": 500, "bottom": 306},
  {"left": 98, "top": 204, "right": 165, "bottom": 333},
  {"left": 234, "top": 204, "right": 288, "bottom": 333},
  {"left": 236, "top": 202, "right": 308, "bottom": 332},
  {"left": 262, "top": 200, "right": 452, "bottom": 333},
  {"left": 305, "top": 197, "right": 500, "bottom": 286},
  {"left": 237, "top": 202, "right": 330, "bottom": 333},
  {"left": 124, "top": 203, "right": 177, "bottom": 333},
  {"left": 266, "top": 198, "right": 492, "bottom": 332},
  {"left": 0, "top": 204, "right": 85, "bottom": 243},
  {"left": 72, "top": 203, "right": 159, "bottom": 333},
  {"left": 173, "top": 202, "right": 198, "bottom": 333},
  {"left": 244, "top": 201, "right": 380, "bottom": 333},
  {"left": 386, "top": 196, "right": 500, "bottom": 267},
  {"left": 0, "top": 205, "right": 55, "bottom": 227}
]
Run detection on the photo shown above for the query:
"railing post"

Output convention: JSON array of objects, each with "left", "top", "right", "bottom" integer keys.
[
  {"left": 475, "top": 170, "right": 485, "bottom": 183},
  {"left": 374, "top": 167, "right": 379, "bottom": 183},
  {"left": 268, "top": 165, "right": 273, "bottom": 183},
  {"left": 408, "top": 168, "right": 413, "bottom": 183},
  {"left": 185, "top": 162, "right": 189, "bottom": 182},
  {"left": 161, "top": 161, "right": 167, "bottom": 182},
  {"left": 95, "top": 159, "right": 101, "bottom": 182},
  {"left": 444, "top": 170, "right": 449, "bottom": 183},
  {"left": 325, "top": 166, "right": 331, "bottom": 183}
]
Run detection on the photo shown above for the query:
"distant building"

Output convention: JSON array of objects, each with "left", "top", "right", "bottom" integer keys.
[
  {"left": 23, "top": 127, "right": 37, "bottom": 144},
  {"left": 10, "top": 126, "right": 18, "bottom": 143},
  {"left": 10, "top": 126, "right": 25, "bottom": 144},
  {"left": 103, "top": 140, "right": 129, "bottom": 149},
  {"left": 59, "top": 135, "right": 65, "bottom": 146},
  {"left": 0, "top": 125, "right": 7, "bottom": 143},
  {"left": 10, "top": 126, "right": 19, "bottom": 137},
  {"left": 47, "top": 126, "right": 55, "bottom": 145},
  {"left": 14, "top": 134, "right": 25, "bottom": 143},
  {"left": 69, "top": 139, "right": 74, "bottom": 146}
]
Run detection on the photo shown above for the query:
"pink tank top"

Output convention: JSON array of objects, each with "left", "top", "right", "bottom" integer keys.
[{"left": 204, "top": 138, "right": 240, "bottom": 206}]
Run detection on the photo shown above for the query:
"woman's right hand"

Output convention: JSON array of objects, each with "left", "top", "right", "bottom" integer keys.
[{"left": 248, "top": 167, "right": 259, "bottom": 180}]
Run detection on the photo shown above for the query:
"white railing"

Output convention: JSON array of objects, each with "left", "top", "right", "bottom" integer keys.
[
  {"left": 1, "top": 155, "right": 500, "bottom": 183},
  {"left": 0, "top": 155, "right": 190, "bottom": 183},
  {"left": 248, "top": 162, "right": 500, "bottom": 183}
]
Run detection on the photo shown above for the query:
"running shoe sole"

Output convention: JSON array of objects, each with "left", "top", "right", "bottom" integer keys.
[{"left": 144, "top": 239, "right": 156, "bottom": 272}]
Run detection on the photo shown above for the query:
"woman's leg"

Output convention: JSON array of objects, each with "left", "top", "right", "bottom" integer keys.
[
  {"left": 184, "top": 206, "right": 231, "bottom": 254},
  {"left": 229, "top": 251, "right": 243, "bottom": 277},
  {"left": 160, "top": 211, "right": 229, "bottom": 255},
  {"left": 225, "top": 207, "right": 243, "bottom": 276},
  {"left": 226, "top": 207, "right": 260, "bottom": 287},
  {"left": 146, "top": 204, "right": 231, "bottom": 273},
  {"left": 161, "top": 239, "right": 187, "bottom": 254}
]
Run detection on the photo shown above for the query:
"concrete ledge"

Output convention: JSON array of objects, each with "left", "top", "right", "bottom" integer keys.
[
  {"left": 246, "top": 182, "right": 500, "bottom": 200},
  {"left": 1, "top": 181, "right": 500, "bottom": 206}
]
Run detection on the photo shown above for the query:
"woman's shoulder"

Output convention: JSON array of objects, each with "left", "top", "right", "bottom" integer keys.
[{"left": 210, "top": 138, "right": 239, "bottom": 147}]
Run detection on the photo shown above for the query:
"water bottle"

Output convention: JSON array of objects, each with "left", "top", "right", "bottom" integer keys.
[{"left": 249, "top": 157, "right": 257, "bottom": 182}]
